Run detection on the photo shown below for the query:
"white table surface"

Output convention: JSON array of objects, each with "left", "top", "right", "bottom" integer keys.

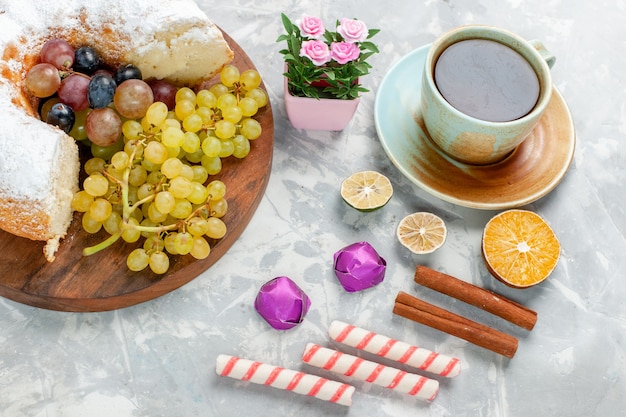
[{"left": 2, "top": 1, "right": 625, "bottom": 416}]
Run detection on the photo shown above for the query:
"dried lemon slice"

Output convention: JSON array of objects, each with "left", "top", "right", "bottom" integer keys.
[
  {"left": 340, "top": 171, "right": 393, "bottom": 212},
  {"left": 397, "top": 212, "right": 447, "bottom": 254},
  {"left": 482, "top": 209, "right": 560, "bottom": 288}
]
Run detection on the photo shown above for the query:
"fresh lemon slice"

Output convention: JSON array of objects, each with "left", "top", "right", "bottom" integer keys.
[
  {"left": 482, "top": 209, "right": 560, "bottom": 288},
  {"left": 340, "top": 171, "right": 393, "bottom": 211},
  {"left": 397, "top": 212, "right": 447, "bottom": 254}
]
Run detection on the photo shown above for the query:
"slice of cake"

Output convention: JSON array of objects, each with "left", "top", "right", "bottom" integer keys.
[{"left": 0, "top": 0, "right": 234, "bottom": 261}]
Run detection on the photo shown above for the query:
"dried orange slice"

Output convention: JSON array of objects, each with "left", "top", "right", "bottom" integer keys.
[
  {"left": 340, "top": 171, "right": 393, "bottom": 212},
  {"left": 482, "top": 209, "right": 560, "bottom": 288},
  {"left": 397, "top": 212, "right": 447, "bottom": 254}
]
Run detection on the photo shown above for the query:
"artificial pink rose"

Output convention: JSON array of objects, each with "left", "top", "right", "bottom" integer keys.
[
  {"left": 337, "top": 18, "right": 368, "bottom": 43},
  {"left": 300, "top": 40, "right": 331, "bottom": 66},
  {"left": 297, "top": 15, "right": 325, "bottom": 39},
  {"left": 330, "top": 42, "right": 361, "bottom": 64}
]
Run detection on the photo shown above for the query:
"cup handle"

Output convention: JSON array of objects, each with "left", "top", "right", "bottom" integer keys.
[{"left": 529, "top": 40, "right": 556, "bottom": 69}]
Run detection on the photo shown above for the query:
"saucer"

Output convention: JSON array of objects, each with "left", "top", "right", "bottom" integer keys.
[{"left": 374, "top": 44, "right": 576, "bottom": 210}]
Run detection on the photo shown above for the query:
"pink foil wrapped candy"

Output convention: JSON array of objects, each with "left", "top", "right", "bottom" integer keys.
[
  {"left": 333, "top": 242, "right": 387, "bottom": 292},
  {"left": 254, "top": 276, "right": 312, "bottom": 330}
]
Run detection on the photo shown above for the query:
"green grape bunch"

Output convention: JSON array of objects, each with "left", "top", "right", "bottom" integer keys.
[{"left": 69, "top": 65, "right": 268, "bottom": 274}]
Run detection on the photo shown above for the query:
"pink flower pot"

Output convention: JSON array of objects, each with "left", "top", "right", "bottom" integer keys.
[{"left": 283, "top": 76, "right": 360, "bottom": 131}]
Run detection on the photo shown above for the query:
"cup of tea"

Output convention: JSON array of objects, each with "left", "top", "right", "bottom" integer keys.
[{"left": 421, "top": 25, "right": 555, "bottom": 165}]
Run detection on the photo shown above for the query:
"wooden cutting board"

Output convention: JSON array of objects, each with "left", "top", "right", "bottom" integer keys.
[{"left": 0, "top": 30, "right": 274, "bottom": 312}]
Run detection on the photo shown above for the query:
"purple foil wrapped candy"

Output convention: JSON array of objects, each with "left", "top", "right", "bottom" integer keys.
[
  {"left": 254, "top": 276, "right": 312, "bottom": 330},
  {"left": 333, "top": 241, "right": 387, "bottom": 292}
]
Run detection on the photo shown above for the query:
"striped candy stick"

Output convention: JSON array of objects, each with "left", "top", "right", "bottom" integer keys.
[
  {"left": 302, "top": 343, "right": 439, "bottom": 401},
  {"left": 328, "top": 320, "right": 462, "bottom": 377},
  {"left": 216, "top": 354, "right": 355, "bottom": 406}
]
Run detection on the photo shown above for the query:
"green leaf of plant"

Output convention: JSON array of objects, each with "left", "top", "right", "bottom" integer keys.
[{"left": 279, "top": 13, "right": 380, "bottom": 100}]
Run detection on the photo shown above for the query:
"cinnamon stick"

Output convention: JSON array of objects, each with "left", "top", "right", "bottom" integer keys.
[
  {"left": 414, "top": 266, "right": 537, "bottom": 330},
  {"left": 394, "top": 291, "right": 518, "bottom": 358}
]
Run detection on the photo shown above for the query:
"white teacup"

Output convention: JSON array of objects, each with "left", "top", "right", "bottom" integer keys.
[{"left": 421, "top": 25, "right": 555, "bottom": 165}]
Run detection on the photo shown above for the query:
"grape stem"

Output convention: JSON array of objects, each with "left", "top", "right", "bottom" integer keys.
[
  {"left": 82, "top": 144, "right": 213, "bottom": 256},
  {"left": 82, "top": 146, "right": 168, "bottom": 256},
  {"left": 82, "top": 231, "right": 122, "bottom": 256}
]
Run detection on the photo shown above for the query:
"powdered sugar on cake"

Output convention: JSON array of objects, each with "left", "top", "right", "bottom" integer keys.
[{"left": 0, "top": 0, "right": 234, "bottom": 260}]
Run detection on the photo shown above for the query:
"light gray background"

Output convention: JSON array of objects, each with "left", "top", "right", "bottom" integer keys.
[{"left": 1, "top": 0, "right": 624, "bottom": 416}]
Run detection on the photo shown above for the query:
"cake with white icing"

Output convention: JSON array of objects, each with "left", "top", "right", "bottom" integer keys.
[{"left": 0, "top": 0, "right": 234, "bottom": 261}]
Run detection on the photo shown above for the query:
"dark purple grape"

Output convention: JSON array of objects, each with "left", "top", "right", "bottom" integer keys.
[
  {"left": 113, "top": 64, "right": 142, "bottom": 85},
  {"left": 74, "top": 46, "right": 101, "bottom": 74},
  {"left": 46, "top": 102, "right": 75, "bottom": 133},
  {"left": 148, "top": 79, "right": 177, "bottom": 110},
  {"left": 58, "top": 73, "right": 91, "bottom": 112},
  {"left": 88, "top": 74, "right": 117, "bottom": 108},
  {"left": 93, "top": 68, "right": 114, "bottom": 78}
]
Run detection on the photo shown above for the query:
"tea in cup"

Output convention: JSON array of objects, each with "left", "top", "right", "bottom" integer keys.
[{"left": 421, "top": 25, "right": 555, "bottom": 165}]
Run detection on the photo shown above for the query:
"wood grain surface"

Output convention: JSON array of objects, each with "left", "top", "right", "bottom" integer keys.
[{"left": 0, "top": 30, "right": 274, "bottom": 312}]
